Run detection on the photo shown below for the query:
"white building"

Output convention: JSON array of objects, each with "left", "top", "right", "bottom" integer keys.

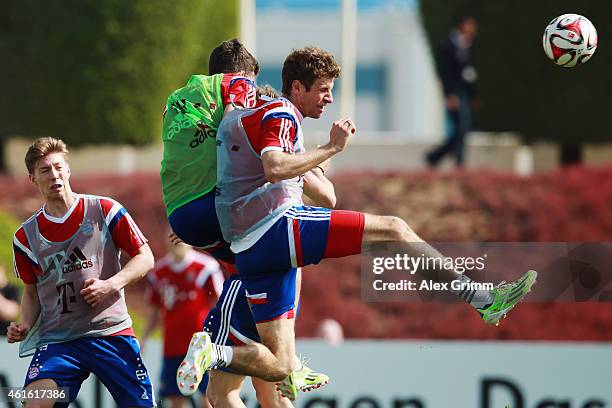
[{"left": 254, "top": 0, "right": 444, "bottom": 142}]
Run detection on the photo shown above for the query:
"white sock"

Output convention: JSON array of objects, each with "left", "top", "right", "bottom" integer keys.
[
  {"left": 211, "top": 344, "right": 233, "bottom": 368},
  {"left": 294, "top": 355, "right": 303, "bottom": 371},
  {"left": 224, "top": 346, "right": 234, "bottom": 366},
  {"left": 451, "top": 273, "right": 495, "bottom": 309}
]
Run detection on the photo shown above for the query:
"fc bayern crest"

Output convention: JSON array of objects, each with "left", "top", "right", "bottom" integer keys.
[
  {"left": 82, "top": 220, "right": 95, "bottom": 236},
  {"left": 28, "top": 366, "right": 40, "bottom": 379}
]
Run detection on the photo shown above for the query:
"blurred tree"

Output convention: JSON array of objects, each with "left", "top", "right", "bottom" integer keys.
[
  {"left": 0, "top": 0, "right": 238, "bottom": 168},
  {"left": 0, "top": 135, "right": 5, "bottom": 172},
  {"left": 0, "top": 211, "right": 19, "bottom": 274},
  {"left": 420, "top": 0, "right": 611, "bottom": 165}
]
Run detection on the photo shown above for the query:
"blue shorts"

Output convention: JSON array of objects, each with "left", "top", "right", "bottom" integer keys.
[
  {"left": 204, "top": 275, "right": 302, "bottom": 374},
  {"left": 204, "top": 275, "right": 261, "bottom": 346},
  {"left": 236, "top": 206, "right": 364, "bottom": 323},
  {"left": 24, "top": 336, "right": 155, "bottom": 407},
  {"left": 168, "top": 189, "right": 234, "bottom": 262},
  {"left": 159, "top": 356, "right": 208, "bottom": 398}
]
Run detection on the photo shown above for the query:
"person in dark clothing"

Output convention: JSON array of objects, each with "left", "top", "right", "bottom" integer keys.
[
  {"left": 0, "top": 265, "right": 20, "bottom": 336},
  {"left": 426, "top": 15, "right": 478, "bottom": 167}
]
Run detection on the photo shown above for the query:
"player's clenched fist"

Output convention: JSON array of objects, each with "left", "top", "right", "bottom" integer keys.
[
  {"left": 7, "top": 322, "right": 29, "bottom": 343},
  {"left": 329, "top": 117, "right": 356, "bottom": 152},
  {"left": 80, "top": 278, "right": 117, "bottom": 307}
]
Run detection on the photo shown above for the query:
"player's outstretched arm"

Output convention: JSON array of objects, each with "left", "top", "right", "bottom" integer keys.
[
  {"left": 111, "top": 242, "right": 154, "bottom": 286},
  {"left": 263, "top": 145, "right": 338, "bottom": 184},
  {"left": 7, "top": 284, "right": 40, "bottom": 343},
  {"left": 80, "top": 243, "right": 154, "bottom": 307},
  {"left": 262, "top": 117, "right": 355, "bottom": 183}
]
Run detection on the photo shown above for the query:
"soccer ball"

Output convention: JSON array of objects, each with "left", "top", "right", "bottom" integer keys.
[{"left": 542, "top": 14, "right": 598, "bottom": 67}]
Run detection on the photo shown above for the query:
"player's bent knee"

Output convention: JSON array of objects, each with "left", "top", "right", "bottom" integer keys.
[
  {"left": 23, "top": 401, "right": 54, "bottom": 408},
  {"left": 256, "top": 320, "right": 297, "bottom": 381},
  {"left": 267, "top": 353, "right": 294, "bottom": 381},
  {"left": 253, "top": 363, "right": 292, "bottom": 383},
  {"left": 24, "top": 379, "right": 58, "bottom": 408},
  {"left": 273, "top": 362, "right": 294, "bottom": 381}
]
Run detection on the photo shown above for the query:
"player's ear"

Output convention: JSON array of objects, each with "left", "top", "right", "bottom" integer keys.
[
  {"left": 28, "top": 173, "right": 35, "bottom": 184},
  {"left": 291, "top": 79, "right": 303, "bottom": 94}
]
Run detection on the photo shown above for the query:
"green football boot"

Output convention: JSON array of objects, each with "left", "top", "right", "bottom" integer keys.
[
  {"left": 277, "top": 363, "right": 330, "bottom": 400},
  {"left": 478, "top": 270, "right": 538, "bottom": 326}
]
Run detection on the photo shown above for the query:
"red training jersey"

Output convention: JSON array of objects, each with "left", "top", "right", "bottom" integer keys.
[{"left": 145, "top": 250, "right": 223, "bottom": 357}]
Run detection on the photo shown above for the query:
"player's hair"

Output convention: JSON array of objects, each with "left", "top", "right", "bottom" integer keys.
[
  {"left": 25, "top": 137, "right": 69, "bottom": 175},
  {"left": 281, "top": 47, "right": 340, "bottom": 96},
  {"left": 209, "top": 38, "right": 260, "bottom": 76},
  {"left": 256, "top": 84, "right": 279, "bottom": 99}
]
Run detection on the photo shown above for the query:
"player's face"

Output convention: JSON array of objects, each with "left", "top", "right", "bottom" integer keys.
[
  {"left": 167, "top": 239, "right": 192, "bottom": 259},
  {"left": 298, "top": 77, "right": 335, "bottom": 119},
  {"left": 30, "top": 153, "right": 71, "bottom": 200},
  {"left": 460, "top": 18, "right": 478, "bottom": 42}
]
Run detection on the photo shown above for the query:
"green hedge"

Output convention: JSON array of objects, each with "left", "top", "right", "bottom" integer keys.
[
  {"left": 0, "top": 0, "right": 237, "bottom": 146},
  {"left": 3, "top": 167, "right": 611, "bottom": 340}
]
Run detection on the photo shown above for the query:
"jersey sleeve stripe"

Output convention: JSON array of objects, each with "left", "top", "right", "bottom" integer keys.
[
  {"left": 279, "top": 118, "right": 288, "bottom": 150},
  {"left": 124, "top": 212, "right": 147, "bottom": 243},
  {"left": 282, "top": 118, "right": 292, "bottom": 150},
  {"left": 107, "top": 207, "right": 126, "bottom": 233},
  {"left": 104, "top": 200, "right": 123, "bottom": 226},
  {"left": 261, "top": 110, "right": 298, "bottom": 130},
  {"left": 13, "top": 255, "right": 20, "bottom": 278},
  {"left": 194, "top": 254, "right": 222, "bottom": 288},
  {"left": 261, "top": 110, "right": 298, "bottom": 152},
  {"left": 228, "top": 76, "right": 255, "bottom": 89},
  {"left": 13, "top": 236, "right": 38, "bottom": 265},
  {"left": 195, "top": 268, "right": 214, "bottom": 288}
]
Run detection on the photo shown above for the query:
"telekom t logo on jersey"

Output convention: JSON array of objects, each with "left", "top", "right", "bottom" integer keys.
[{"left": 44, "top": 248, "right": 96, "bottom": 314}]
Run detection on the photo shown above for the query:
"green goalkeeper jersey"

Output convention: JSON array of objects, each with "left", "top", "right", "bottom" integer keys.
[{"left": 160, "top": 73, "right": 254, "bottom": 216}]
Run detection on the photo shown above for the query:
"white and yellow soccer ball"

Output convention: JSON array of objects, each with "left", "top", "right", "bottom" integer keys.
[{"left": 542, "top": 13, "right": 598, "bottom": 67}]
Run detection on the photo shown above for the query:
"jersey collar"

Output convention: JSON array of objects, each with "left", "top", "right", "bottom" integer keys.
[{"left": 42, "top": 193, "right": 80, "bottom": 223}]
